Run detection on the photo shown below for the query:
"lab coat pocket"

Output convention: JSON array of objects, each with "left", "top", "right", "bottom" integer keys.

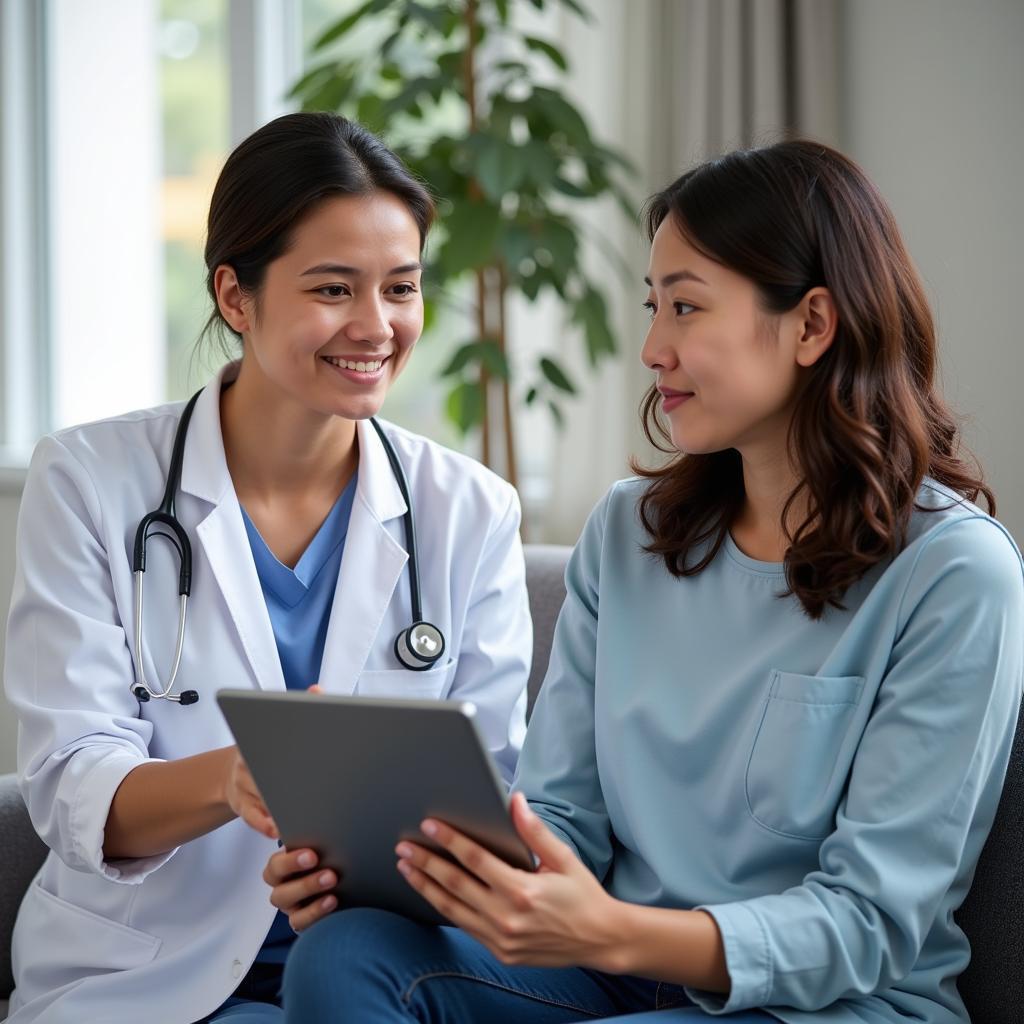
[
  {"left": 745, "top": 671, "right": 865, "bottom": 840},
  {"left": 355, "top": 656, "right": 459, "bottom": 699},
  {"left": 17, "top": 878, "right": 161, "bottom": 992}
]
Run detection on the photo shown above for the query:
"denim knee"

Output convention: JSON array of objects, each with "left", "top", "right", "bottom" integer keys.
[{"left": 283, "top": 907, "right": 421, "bottom": 1020}]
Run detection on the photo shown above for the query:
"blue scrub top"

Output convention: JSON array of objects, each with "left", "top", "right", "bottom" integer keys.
[{"left": 240, "top": 473, "right": 357, "bottom": 964}]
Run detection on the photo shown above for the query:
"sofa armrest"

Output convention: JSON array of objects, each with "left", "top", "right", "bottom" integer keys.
[{"left": 0, "top": 773, "right": 47, "bottom": 999}]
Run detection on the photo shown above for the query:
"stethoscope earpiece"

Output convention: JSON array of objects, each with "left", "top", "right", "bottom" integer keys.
[{"left": 394, "top": 621, "right": 446, "bottom": 672}]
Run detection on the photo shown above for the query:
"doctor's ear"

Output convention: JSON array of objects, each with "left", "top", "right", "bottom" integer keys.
[{"left": 213, "top": 265, "right": 253, "bottom": 335}]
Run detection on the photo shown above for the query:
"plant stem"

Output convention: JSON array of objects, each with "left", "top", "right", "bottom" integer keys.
[
  {"left": 476, "top": 269, "right": 491, "bottom": 467},
  {"left": 497, "top": 262, "right": 518, "bottom": 491},
  {"left": 462, "top": 0, "right": 492, "bottom": 468}
]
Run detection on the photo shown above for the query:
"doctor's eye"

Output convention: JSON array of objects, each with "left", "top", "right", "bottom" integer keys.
[
  {"left": 642, "top": 301, "right": 657, "bottom": 320},
  {"left": 316, "top": 285, "right": 350, "bottom": 298},
  {"left": 389, "top": 283, "right": 419, "bottom": 297},
  {"left": 674, "top": 301, "right": 697, "bottom": 316}
]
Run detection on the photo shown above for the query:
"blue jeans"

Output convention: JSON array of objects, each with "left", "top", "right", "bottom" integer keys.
[{"left": 281, "top": 908, "right": 771, "bottom": 1022}]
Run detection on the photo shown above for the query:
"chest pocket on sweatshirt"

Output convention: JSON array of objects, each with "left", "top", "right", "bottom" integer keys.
[{"left": 745, "top": 671, "right": 865, "bottom": 840}]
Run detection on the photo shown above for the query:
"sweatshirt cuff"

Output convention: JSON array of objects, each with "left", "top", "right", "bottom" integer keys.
[
  {"left": 71, "top": 751, "right": 178, "bottom": 883},
  {"left": 684, "top": 900, "right": 773, "bottom": 1014}
]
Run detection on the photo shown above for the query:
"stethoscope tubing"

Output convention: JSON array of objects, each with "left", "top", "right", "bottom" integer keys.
[{"left": 129, "top": 389, "right": 442, "bottom": 706}]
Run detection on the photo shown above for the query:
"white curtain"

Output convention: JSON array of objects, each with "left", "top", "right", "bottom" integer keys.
[{"left": 533, "top": 0, "right": 840, "bottom": 544}]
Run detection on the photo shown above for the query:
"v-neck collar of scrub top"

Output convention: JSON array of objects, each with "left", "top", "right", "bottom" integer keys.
[
  {"left": 170, "top": 361, "right": 413, "bottom": 697},
  {"left": 239, "top": 475, "right": 358, "bottom": 609}
]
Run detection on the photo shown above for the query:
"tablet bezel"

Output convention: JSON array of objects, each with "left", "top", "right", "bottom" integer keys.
[{"left": 216, "top": 689, "right": 535, "bottom": 927}]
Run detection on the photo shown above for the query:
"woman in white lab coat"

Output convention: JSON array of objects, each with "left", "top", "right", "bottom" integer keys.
[{"left": 2, "top": 112, "right": 530, "bottom": 1024}]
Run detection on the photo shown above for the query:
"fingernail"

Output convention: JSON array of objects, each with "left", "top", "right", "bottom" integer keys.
[
  {"left": 321, "top": 895, "right": 337, "bottom": 911},
  {"left": 297, "top": 851, "right": 315, "bottom": 868},
  {"left": 421, "top": 820, "right": 438, "bottom": 837},
  {"left": 397, "top": 860, "right": 412, "bottom": 876},
  {"left": 318, "top": 871, "right": 333, "bottom": 887},
  {"left": 396, "top": 843, "right": 413, "bottom": 858}
]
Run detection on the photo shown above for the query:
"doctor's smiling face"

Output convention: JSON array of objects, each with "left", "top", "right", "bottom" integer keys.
[{"left": 215, "top": 190, "right": 424, "bottom": 422}]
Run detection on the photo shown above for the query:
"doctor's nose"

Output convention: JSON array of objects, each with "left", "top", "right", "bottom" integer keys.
[{"left": 345, "top": 300, "right": 395, "bottom": 346}]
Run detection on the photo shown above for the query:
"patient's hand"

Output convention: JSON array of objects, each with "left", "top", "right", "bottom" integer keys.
[{"left": 264, "top": 847, "right": 338, "bottom": 933}]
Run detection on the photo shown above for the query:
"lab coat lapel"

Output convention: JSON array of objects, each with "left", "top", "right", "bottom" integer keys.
[
  {"left": 178, "top": 368, "right": 285, "bottom": 693},
  {"left": 316, "top": 417, "right": 408, "bottom": 695}
]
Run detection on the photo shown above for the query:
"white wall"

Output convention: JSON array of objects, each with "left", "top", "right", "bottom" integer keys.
[{"left": 839, "top": 0, "right": 1024, "bottom": 543}]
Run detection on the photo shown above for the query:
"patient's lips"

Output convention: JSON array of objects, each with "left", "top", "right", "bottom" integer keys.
[{"left": 657, "top": 384, "right": 695, "bottom": 413}]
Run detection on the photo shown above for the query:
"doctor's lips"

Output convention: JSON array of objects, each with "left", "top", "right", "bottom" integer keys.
[
  {"left": 321, "top": 353, "right": 392, "bottom": 383},
  {"left": 657, "top": 385, "right": 695, "bottom": 413}
]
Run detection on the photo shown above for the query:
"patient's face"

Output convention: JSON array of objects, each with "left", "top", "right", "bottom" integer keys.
[
  {"left": 238, "top": 191, "right": 424, "bottom": 421},
  {"left": 640, "top": 218, "right": 801, "bottom": 458}
]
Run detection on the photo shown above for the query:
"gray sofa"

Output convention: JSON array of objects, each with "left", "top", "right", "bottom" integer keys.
[{"left": 1, "top": 544, "right": 1021, "bottom": 1021}]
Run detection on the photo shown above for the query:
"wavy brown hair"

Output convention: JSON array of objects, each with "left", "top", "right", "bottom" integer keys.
[{"left": 632, "top": 140, "right": 993, "bottom": 619}]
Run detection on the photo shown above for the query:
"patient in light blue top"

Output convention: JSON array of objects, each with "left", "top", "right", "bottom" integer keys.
[{"left": 280, "top": 141, "right": 1024, "bottom": 1024}]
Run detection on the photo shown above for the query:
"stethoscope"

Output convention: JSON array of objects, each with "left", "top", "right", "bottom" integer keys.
[{"left": 130, "top": 389, "right": 447, "bottom": 706}]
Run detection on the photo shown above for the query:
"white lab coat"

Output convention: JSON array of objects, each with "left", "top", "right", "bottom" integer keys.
[{"left": 3, "top": 364, "right": 530, "bottom": 1024}]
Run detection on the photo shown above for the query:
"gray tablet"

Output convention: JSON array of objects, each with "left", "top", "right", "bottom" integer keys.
[{"left": 216, "top": 690, "right": 534, "bottom": 926}]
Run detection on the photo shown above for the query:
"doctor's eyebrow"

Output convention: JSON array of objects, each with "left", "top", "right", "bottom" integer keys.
[
  {"left": 643, "top": 269, "right": 709, "bottom": 288},
  {"left": 300, "top": 262, "right": 423, "bottom": 277}
]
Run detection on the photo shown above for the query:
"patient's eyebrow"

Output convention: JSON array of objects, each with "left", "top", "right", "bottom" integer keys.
[
  {"left": 301, "top": 262, "right": 423, "bottom": 277},
  {"left": 643, "top": 269, "right": 709, "bottom": 288}
]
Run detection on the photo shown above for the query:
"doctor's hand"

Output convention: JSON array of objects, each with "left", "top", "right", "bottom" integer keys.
[
  {"left": 264, "top": 847, "right": 338, "bottom": 933},
  {"left": 221, "top": 746, "right": 278, "bottom": 840},
  {"left": 395, "top": 792, "right": 625, "bottom": 970}
]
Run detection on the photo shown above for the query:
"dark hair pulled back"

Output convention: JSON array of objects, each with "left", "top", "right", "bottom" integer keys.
[{"left": 200, "top": 112, "right": 434, "bottom": 354}]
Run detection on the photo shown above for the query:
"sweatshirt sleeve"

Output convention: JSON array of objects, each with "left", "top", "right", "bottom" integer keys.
[
  {"left": 3, "top": 435, "right": 176, "bottom": 883},
  {"left": 687, "top": 516, "right": 1024, "bottom": 1013},
  {"left": 512, "top": 488, "right": 615, "bottom": 879}
]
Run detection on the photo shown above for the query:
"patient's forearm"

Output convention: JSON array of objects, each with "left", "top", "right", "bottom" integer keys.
[
  {"left": 102, "top": 746, "right": 236, "bottom": 859},
  {"left": 609, "top": 902, "right": 730, "bottom": 993}
]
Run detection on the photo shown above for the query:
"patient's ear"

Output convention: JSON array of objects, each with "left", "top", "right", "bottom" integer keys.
[
  {"left": 213, "top": 265, "right": 251, "bottom": 334},
  {"left": 794, "top": 287, "right": 837, "bottom": 368}
]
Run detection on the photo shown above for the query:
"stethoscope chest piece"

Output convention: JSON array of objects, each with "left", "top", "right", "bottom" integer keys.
[{"left": 394, "top": 621, "right": 446, "bottom": 671}]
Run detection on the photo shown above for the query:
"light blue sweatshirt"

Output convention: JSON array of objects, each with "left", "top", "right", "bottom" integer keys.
[{"left": 513, "top": 477, "right": 1023, "bottom": 1022}]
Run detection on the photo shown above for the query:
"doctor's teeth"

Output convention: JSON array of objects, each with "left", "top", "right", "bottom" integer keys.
[{"left": 326, "top": 357, "right": 383, "bottom": 372}]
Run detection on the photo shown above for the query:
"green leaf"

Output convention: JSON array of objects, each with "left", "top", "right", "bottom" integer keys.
[
  {"left": 311, "top": 0, "right": 383, "bottom": 51},
  {"left": 497, "top": 221, "right": 537, "bottom": 272},
  {"left": 540, "top": 356, "right": 576, "bottom": 394},
  {"left": 547, "top": 399, "right": 565, "bottom": 428},
  {"left": 573, "top": 284, "right": 617, "bottom": 365},
  {"left": 437, "top": 200, "right": 501, "bottom": 276},
  {"left": 446, "top": 380, "right": 485, "bottom": 433},
  {"left": 473, "top": 136, "right": 527, "bottom": 201},
  {"left": 530, "top": 86, "right": 593, "bottom": 147},
  {"left": 287, "top": 60, "right": 337, "bottom": 100},
  {"left": 555, "top": 0, "right": 594, "bottom": 22},
  {"left": 521, "top": 139, "right": 561, "bottom": 189},
  {"left": 303, "top": 73, "right": 356, "bottom": 113},
  {"left": 494, "top": 0, "right": 511, "bottom": 23},
  {"left": 441, "top": 339, "right": 509, "bottom": 379},
  {"left": 551, "top": 175, "right": 592, "bottom": 199},
  {"left": 523, "top": 35, "right": 568, "bottom": 71},
  {"left": 536, "top": 218, "right": 578, "bottom": 269},
  {"left": 525, "top": 386, "right": 538, "bottom": 405}
]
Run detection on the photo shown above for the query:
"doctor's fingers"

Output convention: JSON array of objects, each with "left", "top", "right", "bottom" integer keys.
[
  {"left": 269, "top": 870, "right": 340, "bottom": 932},
  {"left": 268, "top": 866, "right": 337, "bottom": 913},
  {"left": 263, "top": 847, "right": 323, "bottom": 886}
]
